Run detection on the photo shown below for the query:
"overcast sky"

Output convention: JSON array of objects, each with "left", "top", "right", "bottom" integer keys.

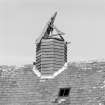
[{"left": 0, "top": 0, "right": 105, "bottom": 65}]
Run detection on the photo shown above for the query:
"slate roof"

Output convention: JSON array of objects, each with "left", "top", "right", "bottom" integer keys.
[{"left": 0, "top": 62, "right": 105, "bottom": 105}]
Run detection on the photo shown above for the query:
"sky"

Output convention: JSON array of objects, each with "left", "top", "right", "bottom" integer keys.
[{"left": 0, "top": 0, "right": 105, "bottom": 65}]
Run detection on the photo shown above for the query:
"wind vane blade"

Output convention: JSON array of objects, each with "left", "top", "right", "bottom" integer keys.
[{"left": 36, "top": 12, "right": 57, "bottom": 44}]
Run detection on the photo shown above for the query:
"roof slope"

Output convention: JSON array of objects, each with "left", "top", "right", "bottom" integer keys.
[{"left": 0, "top": 62, "right": 105, "bottom": 105}]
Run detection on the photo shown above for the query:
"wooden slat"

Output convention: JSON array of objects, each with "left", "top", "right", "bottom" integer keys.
[
  {"left": 41, "top": 43, "right": 65, "bottom": 47},
  {"left": 41, "top": 62, "right": 64, "bottom": 66},
  {"left": 41, "top": 53, "right": 65, "bottom": 56},
  {"left": 40, "top": 57, "right": 65, "bottom": 61},
  {"left": 41, "top": 50, "right": 65, "bottom": 54},
  {"left": 41, "top": 60, "right": 55, "bottom": 62},
  {"left": 41, "top": 47, "right": 65, "bottom": 50}
]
